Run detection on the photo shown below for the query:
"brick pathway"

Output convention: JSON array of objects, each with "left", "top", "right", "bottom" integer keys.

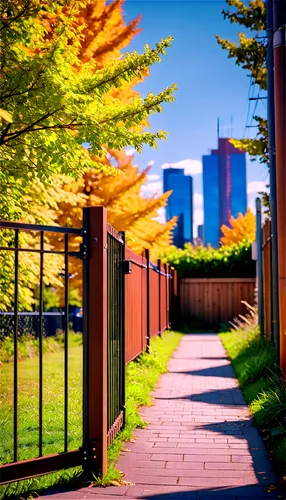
[{"left": 43, "top": 334, "right": 280, "bottom": 500}]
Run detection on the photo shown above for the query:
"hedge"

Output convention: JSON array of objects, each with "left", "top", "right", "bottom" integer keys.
[{"left": 161, "top": 241, "right": 256, "bottom": 278}]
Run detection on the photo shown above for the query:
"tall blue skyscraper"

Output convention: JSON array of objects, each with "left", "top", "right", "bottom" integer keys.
[
  {"left": 203, "top": 137, "right": 247, "bottom": 247},
  {"left": 163, "top": 168, "right": 193, "bottom": 248}
]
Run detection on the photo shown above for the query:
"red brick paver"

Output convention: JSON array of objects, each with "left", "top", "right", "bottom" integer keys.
[{"left": 42, "top": 334, "right": 280, "bottom": 499}]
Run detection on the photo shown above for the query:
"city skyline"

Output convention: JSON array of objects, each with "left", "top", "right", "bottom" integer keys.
[
  {"left": 203, "top": 137, "right": 247, "bottom": 247},
  {"left": 123, "top": 0, "right": 268, "bottom": 234},
  {"left": 163, "top": 167, "right": 193, "bottom": 248}
]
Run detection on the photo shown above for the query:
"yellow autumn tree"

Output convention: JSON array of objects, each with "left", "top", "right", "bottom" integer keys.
[
  {"left": 220, "top": 208, "right": 256, "bottom": 246},
  {"left": 1, "top": 0, "right": 175, "bottom": 310},
  {"left": 47, "top": 149, "right": 176, "bottom": 300}
]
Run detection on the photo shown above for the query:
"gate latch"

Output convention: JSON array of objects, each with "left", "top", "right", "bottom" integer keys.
[{"left": 123, "top": 260, "right": 132, "bottom": 275}]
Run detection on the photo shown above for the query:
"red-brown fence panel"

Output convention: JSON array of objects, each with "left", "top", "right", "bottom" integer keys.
[
  {"left": 160, "top": 263, "right": 167, "bottom": 331},
  {"left": 125, "top": 248, "right": 147, "bottom": 363},
  {"left": 170, "top": 268, "right": 179, "bottom": 328},
  {"left": 149, "top": 263, "right": 160, "bottom": 338}
]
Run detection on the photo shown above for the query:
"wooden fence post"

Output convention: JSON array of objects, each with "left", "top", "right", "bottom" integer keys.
[
  {"left": 158, "top": 258, "right": 161, "bottom": 336},
  {"left": 145, "top": 249, "right": 150, "bottom": 352},
  {"left": 83, "top": 206, "right": 108, "bottom": 477}
]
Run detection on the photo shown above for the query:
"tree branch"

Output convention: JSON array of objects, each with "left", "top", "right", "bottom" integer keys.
[{"left": 1, "top": 108, "right": 63, "bottom": 144}]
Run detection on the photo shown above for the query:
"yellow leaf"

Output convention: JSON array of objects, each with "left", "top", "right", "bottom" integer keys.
[
  {"left": 110, "top": 480, "right": 121, "bottom": 486},
  {"left": 0, "top": 108, "right": 13, "bottom": 123}
]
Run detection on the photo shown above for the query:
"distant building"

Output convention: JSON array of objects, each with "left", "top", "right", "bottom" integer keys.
[
  {"left": 163, "top": 168, "right": 193, "bottom": 248},
  {"left": 197, "top": 224, "right": 204, "bottom": 244},
  {"left": 203, "top": 137, "right": 247, "bottom": 247}
]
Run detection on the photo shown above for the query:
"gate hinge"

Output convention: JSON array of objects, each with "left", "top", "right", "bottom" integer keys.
[
  {"left": 80, "top": 445, "right": 88, "bottom": 463},
  {"left": 80, "top": 243, "right": 88, "bottom": 260}
]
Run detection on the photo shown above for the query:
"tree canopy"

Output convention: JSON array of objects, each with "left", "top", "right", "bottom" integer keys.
[
  {"left": 0, "top": 0, "right": 178, "bottom": 310},
  {"left": 0, "top": 0, "right": 176, "bottom": 219},
  {"left": 216, "top": 0, "right": 268, "bottom": 194}
]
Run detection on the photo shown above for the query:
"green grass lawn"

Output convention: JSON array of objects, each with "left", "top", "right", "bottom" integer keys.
[
  {"left": 0, "top": 330, "right": 181, "bottom": 499},
  {"left": 220, "top": 326, "right": 286, "bottom": 483},
  {"left": 0, "top": 343, "right": 83, "bottom": 463}
]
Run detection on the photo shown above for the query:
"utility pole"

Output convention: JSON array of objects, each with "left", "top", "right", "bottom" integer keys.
[
  {"left": 266, "top": 0, "right": 279, "bottom": 357},
  {"left": 256, "top": 198, "right": 264, "bottom": 336},
  {"left": 273, "top": 0, "right": 286, "bottom": 372}
]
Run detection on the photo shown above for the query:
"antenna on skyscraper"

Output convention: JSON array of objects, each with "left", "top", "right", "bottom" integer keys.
[{"left": 217, "top": 117, "right": 220, "bottom": 141}]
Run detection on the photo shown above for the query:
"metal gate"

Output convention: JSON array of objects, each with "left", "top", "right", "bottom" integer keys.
[
  {"left": 0, "top": 207, "right": 125, "bottom": 483},
  {"left": 0, "top": 206, "right": 174, "bottom": 484}
]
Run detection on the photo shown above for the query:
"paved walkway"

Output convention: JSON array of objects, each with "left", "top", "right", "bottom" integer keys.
[{"left": 43, "top": 334, "right": 279, "bottom": 500}]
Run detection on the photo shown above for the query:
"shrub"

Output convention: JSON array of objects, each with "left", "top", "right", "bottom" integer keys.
[
  {"left": 250, "top": 372, "right": 286, "bottom": 431},
  {"left": 161, "top": 241, "right": 255, "bottom": 278},
  {"left": 239, "top": 347, "right": 277, "bottom": 388}
]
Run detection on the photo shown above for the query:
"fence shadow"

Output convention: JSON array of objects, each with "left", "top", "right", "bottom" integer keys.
[
  {"left": 168, "top": 365, "right": 235, "bottom": 378},
  {"left": 139, "top": 483, "right": 279, "bottom": 499}
]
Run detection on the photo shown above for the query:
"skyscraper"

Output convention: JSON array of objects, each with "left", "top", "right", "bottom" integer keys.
[
  {"left": 203, "top": 137, "right": 247, "bottom": 247},
  {"left": 197, "top": 224, "right": 204, "bottom": 244},
  {"left": 163, "top": 167, "right": 193, "bottom": 248}
]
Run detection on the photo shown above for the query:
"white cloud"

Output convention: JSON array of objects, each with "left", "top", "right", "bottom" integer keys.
[
  {"left": 147, "top": 160, "right": 155, "bottom": 167},
  {"left": 193, "top": 193, "right": 204, "bottom": 237},
  {"left": 147, "top": 174, "right": 160, "bottom": 181},
  {"left": 193, "top": 192, "right": 203, "bottom": 208},
  {"left": 247, "top": 181, "right": 268, "bottom": 194},
  {"left": 155, "top": 207, "right": 166, "bottom": 224},
  {"left": 161, "top": 159, "right": 202, "bottom": 176},
  {"left": 141, "top": 181, "right": 163, "bottom": 196},
  {"left": 125, "top": 147, "right": 136, "bottom": 157},
  {"left": 193, "top": 209, "right": 204, "bottom": 233}
]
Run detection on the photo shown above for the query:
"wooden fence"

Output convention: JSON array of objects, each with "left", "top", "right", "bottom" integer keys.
[
  {"left": 180, "top": 278, "right": 255, "bottom": 328},
  {"left": 124, "top": 249, "right": 172, "bottom": 364},
  {"left": 261, "top": 218, "right": 286, "bottom": 376}
]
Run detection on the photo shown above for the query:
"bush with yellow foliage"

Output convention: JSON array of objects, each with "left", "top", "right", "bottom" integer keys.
[{"left": 220, "top": 208, "right": 256, "bottom": 246}]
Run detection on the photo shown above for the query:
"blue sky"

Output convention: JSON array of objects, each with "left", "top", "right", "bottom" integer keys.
[{"left": 122, "top": 0, "right": 268, "bottom": 235}]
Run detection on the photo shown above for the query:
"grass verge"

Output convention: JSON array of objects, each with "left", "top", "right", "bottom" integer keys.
[
  {"left": 0, "top": 330, "right": 82, "bottom": 363},
  {"left": 220, "top": 326, "right": 286, "bottom": 483},
  {"left": 0, "top": 330, "right": 181, "bottom": 499}
]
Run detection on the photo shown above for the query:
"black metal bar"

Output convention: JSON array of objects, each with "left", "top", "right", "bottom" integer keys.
[
  {"left": 120, "top": 232, "right": 126, "bottom": 427},
  {"left": 249, "top": 96, "right": 267, "bottom": 100},
  {"left": 39, "top": 231, "right": 44, "bottom": 457},
  {"left": 164, "top": 263, "right": 169, "bottom": 329},
  {"left": 13, "top": 229, "right": 19, "bottom": 463},
  {"left": 127, "top": 259, "right": 147, "bottom": 269},
  {"left": 0, "top": 311, "right": 65, "bottom": 316},
  {"left": 0, "top": 221, "right": 82, "bottom": 235},
  {"left": 106, "top": 223, "right": 124, "bottom": 244},
  {"left": 0, "top": 247, "right": 79, "bottom": 256},
  {"left": 145, "top": 249, "right": 150, "bottom": 353},
  {"left": 158, "top": 259, "right": 161, "bottom": 336},
  {"left": 64, "top": 234, "right": 69, "bottom": 452}
]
